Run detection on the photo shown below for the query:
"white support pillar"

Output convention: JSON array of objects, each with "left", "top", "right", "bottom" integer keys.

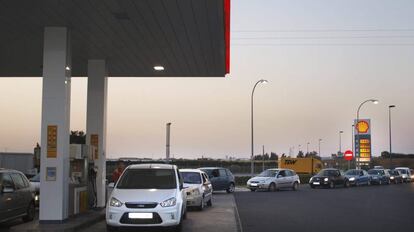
[
  {"left": 86, "top": 60, "right": 108, "bottom": 208},
  {"left": 39, "top": 27, "right": 71, "bottom": 222}
]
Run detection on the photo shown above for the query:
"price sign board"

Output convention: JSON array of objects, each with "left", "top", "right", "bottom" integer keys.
[{"left": 354, "top": 119, "right": 371, "bottom": 163}]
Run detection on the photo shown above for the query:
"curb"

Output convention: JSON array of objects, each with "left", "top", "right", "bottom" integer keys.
[{"left": 231, "top": 194, "right": 243, "bottom": 232}]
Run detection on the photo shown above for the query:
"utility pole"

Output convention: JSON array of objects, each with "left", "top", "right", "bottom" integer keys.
[{"left": 166, "top": 122, "right": 171, "bottom": 162}]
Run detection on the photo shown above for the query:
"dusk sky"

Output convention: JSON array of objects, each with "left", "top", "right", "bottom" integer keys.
[{"left": 1, "top": 0, "right": 414, "bottom": 159}]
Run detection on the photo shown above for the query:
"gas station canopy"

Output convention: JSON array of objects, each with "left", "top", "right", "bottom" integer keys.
[{"left": 0, "top": 0, "right": 230, "bottom": 77}]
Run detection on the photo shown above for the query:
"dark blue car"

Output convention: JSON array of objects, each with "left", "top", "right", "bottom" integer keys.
[
  {"left": 368, "top": 169, "right": 390, "bottom": 185},
  {"left": 344, "top": 169, "right": 371, "bottom": 186}
]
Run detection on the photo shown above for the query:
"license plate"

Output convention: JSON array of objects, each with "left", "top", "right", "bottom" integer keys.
[
  {"left": 250, "top": 183, "right": 258, "bottom": 186},
  {"left": 128, "top": 213, "right": 153, "bottom": 219},
  {"left": 313, "top": 182, "right": 320, "bottom": 185}
]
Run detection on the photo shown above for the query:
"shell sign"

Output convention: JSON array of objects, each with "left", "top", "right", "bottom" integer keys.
[{"left": 356, "top": 120, "right": 370, "bottom": 134}]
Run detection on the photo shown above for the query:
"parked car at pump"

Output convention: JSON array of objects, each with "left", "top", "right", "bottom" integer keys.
[
  {"left": 247, "top": 169, "right": 300, "bottom": 192},
  {"left": 198, "top": 167, "right": 235, "bottom": 193},
  {"left": 368, "top": 169, "right": 390, "bottom": 185},
  {"left": 309, "top": 168, "right": 350, "bottom": 188},
  {"left": 344, "top": 169, "right": 371, "bottom": 186},
  {"left": 179, "top": 169, "right": 212, "bottom": 211},
  {"left": 106, "top": 164, "right": 187, "bottom": 232},
  {"left": 0, "top": 169, "right": 36, "bottom": 224},
  {"left": 388, "top": 169, "right": 403, "bottom": 184},
  {"left": 29, "top": 173, "right": 40, "bottom": 206},
  {"left": 395, "top": 167, "right": 412, "bottom": 183}
]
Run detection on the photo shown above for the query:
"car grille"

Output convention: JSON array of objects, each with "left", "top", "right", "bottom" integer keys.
[
  {"left": 120, "top": 212, "right": 162, "bottom": 224},
  {"left": 251, "top": 181, "right": 259, "bottom": 183},
  {"left": 125, "top": 202, "right": 158, "bottom": 209}
]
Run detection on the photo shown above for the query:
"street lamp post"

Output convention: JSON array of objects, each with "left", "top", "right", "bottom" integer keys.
[
  {"left": 389, "top": 105, "right": 396, "bottom": 168},
  {"left": 352, "top": 124, "right": 355, "bottom": 168},
  {"left": 356, "top": 99, "right": 379, "bottom": 169},
  {"left": 318, "top": 139, "right": 322, "bottom": 157},
  {"left": 339, "top": 131, "right": 344, "bottom": 156},
  {"left": 251, "top": 79, "right": 268, "bottom": 177}
]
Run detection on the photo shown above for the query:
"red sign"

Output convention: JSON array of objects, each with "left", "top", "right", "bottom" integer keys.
[{"left": 344, "top": 150, "right": 353, "bottom": 161}]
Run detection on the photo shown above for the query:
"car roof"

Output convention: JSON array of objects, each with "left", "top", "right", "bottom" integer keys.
[
  {"left": 198, "top": 167, "right": 226, "bottom": 170},
  {"left": 180, "top": 169, "right": 205, "bottom": 173},
  {"left": 127, "top": 163, "right": 176, "bottom": 170},
  {"left": 0, "top": 168, "right": 23, "bottom": 173}
]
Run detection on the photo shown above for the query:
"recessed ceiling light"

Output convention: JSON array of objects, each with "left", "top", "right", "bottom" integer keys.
[{"left": 154, "top": 66, "right": 165, "bottom": 71}]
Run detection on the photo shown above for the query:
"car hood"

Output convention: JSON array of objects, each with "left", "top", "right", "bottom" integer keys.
[
  {"left": 112, "top": 188, "right": 177, "bottom": 203},
  {"left": 183, "top": 183, "right": 201, "bottom": 189},
  {"left": 249, "top": 177, "right": 272, "bottom": 182}
]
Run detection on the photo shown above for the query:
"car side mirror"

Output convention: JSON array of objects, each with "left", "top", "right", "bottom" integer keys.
[
  {"left": 2, "top": 187, "right": 14, "bottom": 193},
  {"left": 108, "top": 182, "right": 115, "bottom": 188}
]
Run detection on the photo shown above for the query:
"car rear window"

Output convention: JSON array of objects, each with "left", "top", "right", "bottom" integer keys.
[
  {"left": 117, "top": 169, "right": 177, "bottom": 189},
  {"left": 181, "top": 172, "right": 201, "bottom": 184}
]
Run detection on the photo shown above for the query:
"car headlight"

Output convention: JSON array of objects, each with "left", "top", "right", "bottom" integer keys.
[
  {"left": 109, "top": 197, "right": 123, "bottom": 207},
  {"left": 160, "top": 197, "right": 176, "bottom": 207},
  {"left": 390, "top": 176, "right": 394, "bottom": 179},
  {"left": 349, "top": 177, "right": 355, "bottom": 181},
  {"left": 190, "top": 188, "right": 200, "bottom": 196},
  {"left": 309, "top": 177, "right": 313, "bottom": 183},
  {"left": 324, "top": 178, "right": 328, "bottom": 182}
]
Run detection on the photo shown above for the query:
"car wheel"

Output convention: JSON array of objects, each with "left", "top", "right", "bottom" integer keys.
[
  {"left": 268, "top": 183, "right": 276, "bottom": 192},
  {"left": 226, "top": 183, "right": 235, "bottom": 193},
  {"left": 207, "top": 198, "right": 212, "bottom": 207},
  {"left": 22, "top": 202, "right": 35, "bottom": 222},
  {"left": 106, "top": 224, "right": 118, "bottom": 232},
  {"left": 292, "top": 182, "right": 299, "bottom": 191},
  {"left": 344, "top": 181, "right": 350, "bottom": 188},
  {"left": 329, "top": 181, "right": 335, "bottom": 189},
  {"left": 197, "top": 198, "right": 205, "bottom": 211}
]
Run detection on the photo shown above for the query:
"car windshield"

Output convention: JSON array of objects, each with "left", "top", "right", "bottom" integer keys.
[
  {"left": 317, "top": 170, "right": 337, "bottom": 176},
  {"left": 181, "top": 172, "right": 201, "bottom": 184},
  {"left": 345, "top": 170, "right": 359, "bottom": 176},
  {"left": 116, "top": 168, "right": 176, "bottom": 189},
  {"left": 389, "top": 171, "right": 398, "bottom": 175},
  {"left": 258, "top": 170, "right": 278, "bottom": 177},
  {"left": 368, "top": 170, "right": 382, "bottom": 175},
  {"left": 30, "top": 173, "right": 40, "bottom": 182},
  {"left": 397, "top": 169, "right": 407, "bottom": 174}
]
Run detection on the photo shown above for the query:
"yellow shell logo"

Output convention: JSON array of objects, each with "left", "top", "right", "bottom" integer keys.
[{"left": 357, "top": 121, "right": 369, "bottom": 133}]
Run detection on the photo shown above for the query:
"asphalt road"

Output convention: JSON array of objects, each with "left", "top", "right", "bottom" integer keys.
[{"left": 234, "top": 183, "right": 414, "bottom": 232}]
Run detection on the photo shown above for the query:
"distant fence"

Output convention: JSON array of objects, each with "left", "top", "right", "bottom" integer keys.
[{"left": 106, "top": 159, "right": 278, "bottom": 181}]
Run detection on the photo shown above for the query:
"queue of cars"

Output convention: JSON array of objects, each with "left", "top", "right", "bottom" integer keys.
[
  {"left": 309, "top": 167, "right": 412, "bottom": 189},
  {"left": 106, "top": 165, "right": 234, "bottom": 231}
]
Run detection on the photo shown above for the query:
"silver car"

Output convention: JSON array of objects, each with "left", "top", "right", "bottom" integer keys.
[
  {"left": 0, "top": 169, "right": 36, "bottom": 224},
  {"left": 180, "top": 169, "right": 213, "bottom": 211},
  {"left": 247, "top": 169, "right": 300, "bottom": 192}
]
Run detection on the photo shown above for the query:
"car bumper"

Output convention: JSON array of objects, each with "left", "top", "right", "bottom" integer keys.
[
  {"left": 248, "top": 183, "right": 269, "bottom": 190},
  {"left": 186, "top": 194, "right": 202, "bottom": 207},
  {"left": 106, "top": 204, "right": 181, "bottom": 227},
  {"left": 309, "top": 181, "right": 330, "bottom": 187}
]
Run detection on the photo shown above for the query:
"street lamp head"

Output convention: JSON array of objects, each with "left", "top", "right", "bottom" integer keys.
[
  {"left": 339, "top": 131, "right": 344, "bottom": 134},
  {"left": 372, "top": 99, "right": 379, "bottom": 104},
  {"left": 389, "top": 105, "right": 396, "bottom": 108},
  {"left": 260, "top": 79, "right": 268, "bottom": 84}
]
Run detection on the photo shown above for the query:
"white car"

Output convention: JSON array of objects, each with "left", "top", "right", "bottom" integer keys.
[
  {"left": 180, "top": 169, "right": 213, "bottom": 210},
  {"left": 247, "top": 168, "right": 300, "bottom": 191},
  {"left": 106, "top": 164, "right": 187, "bottom": 231},
  {"left": 395, "top": 167, "right": 412, "bottom": 183}
]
